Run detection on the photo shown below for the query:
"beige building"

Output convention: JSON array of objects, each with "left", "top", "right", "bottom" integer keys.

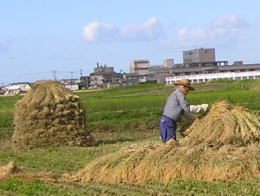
[
  {"left": 94, "top": 64, "right": 114, "bottom": 73},
  {"left": 129, "top": 60, "right": 150, "bottom": 75},
  {"left": 183, "top": 48, "right": 215, "bottom": 64},
  {"left": 163, "top": 59, "right": 174, "bottom": 67}
]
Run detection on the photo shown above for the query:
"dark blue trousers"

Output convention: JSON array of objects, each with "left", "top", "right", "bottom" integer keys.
[{"left": 160, "top": 115, "right": 177, "bottom": 143}]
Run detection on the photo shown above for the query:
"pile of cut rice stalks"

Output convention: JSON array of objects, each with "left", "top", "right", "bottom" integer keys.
[
  {"left": 3, "top": 102, "right": 259, "bottom": 185},
  {"left": 62, "top": 101, "right": 260, "bottom": 184},
  {"left": 12, "top": 81, "right": 94, "bottom": 149}
]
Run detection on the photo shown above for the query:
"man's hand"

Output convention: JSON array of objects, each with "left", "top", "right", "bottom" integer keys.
[
  {"left": 200, "top": 104, "right": 208, "bottom": 112},
  {"left": 190, "top": 104, "right": 208, "bottom": 113}
]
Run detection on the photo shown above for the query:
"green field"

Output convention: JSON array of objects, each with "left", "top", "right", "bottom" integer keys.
[{"left": 0, "top": 79, "right": 260, "bottom": 195}]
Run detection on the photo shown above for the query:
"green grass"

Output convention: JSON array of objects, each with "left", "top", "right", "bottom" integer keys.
[
  {"left": 0, "top": 95, "right": 20, "bottom": 138},
  {"left": 0, "top": 79, "right": 260, "bottom": 195},
  {"left": 0, "top": 143, "right": 130, "bottom": 173},
  {"left": 0, "top": 178, "right": 259, "bottom": 196}
]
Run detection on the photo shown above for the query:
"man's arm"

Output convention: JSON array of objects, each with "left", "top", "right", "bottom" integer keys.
[
  {"left": 177, "top": 93, "right": 190, "bottom": 112},
  {"left": 177, "top": 92, "right": 196, "bottom": 120}
]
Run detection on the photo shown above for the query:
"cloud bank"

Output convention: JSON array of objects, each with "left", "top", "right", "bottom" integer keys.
[
  {"left": 83, "top": 14, "right": 252, "bottom": 49},
  {"left": 163, "top": 14, "right": 250, "bottom": 48},
  {"left": 83, "top": 17, "right": 163, "bottom": 43}
]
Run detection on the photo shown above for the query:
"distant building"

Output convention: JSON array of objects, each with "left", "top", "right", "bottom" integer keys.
[
  {"left": 148, "top": 66, "right": 171, "bottom": 83},
  {"left": 166, "top": 71, "right": 260, "bottom": 84},
  {"left": 0, "top": 87, "right": 5, "bottom": 95},
  {"left": 107, "top": 82, "right": 121, "bottom": 88},
  {"left": 60, "top": 79, "right": 80, "bottom": 91},
  {"left": 130, "top": 60, "right": 150, "bottom": 75},
  {"left": 94, "top": 63, "right": 114, "bottom": 73},
  {"left": 183, "top": 48, "right": 216, "bottom": 64},
  {"left": 79, "top": 76, "right": 90, "bottom": 89},
  {"left": 233, "top": 61, "right": 243, "bottom": 66},
  {"left": 4, "top": 82, "right": 31, "bottom": 95},
  {"left": 163, "top": 59, "right": 174, "bottom": 67},
  {"left": 122, "top": 73, "right": 148, "bottom": 86},
  {"left": 123, "top": 59, "right": 151, "bottom": 85},
  {"left": 89, "top": 64, "right": 122, "bottom": 89},
  {"left": 80, "top": 48, "right": 260, "bottom": 89}
]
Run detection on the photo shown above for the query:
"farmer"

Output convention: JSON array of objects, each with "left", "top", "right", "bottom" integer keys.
[{"left": 160, "top": 78, "right": 208, "bottom": 143}]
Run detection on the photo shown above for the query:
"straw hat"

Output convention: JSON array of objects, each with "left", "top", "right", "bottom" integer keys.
[{"left": 174, "top": 78, "right": 194, "bottom": 90}]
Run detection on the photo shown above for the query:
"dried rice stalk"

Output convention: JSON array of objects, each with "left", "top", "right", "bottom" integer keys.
[
  {"left": 62, "top": 101, "right": 260, "bottom": 184},
  {"left": 12, "top": 80, "right": 94, "bottom": 149},
  {"left": 183, "top": 101, "right": 260, "bottom": 146},
  {"left": 0, "top": 162, "right": 23, "bottom": 180}
]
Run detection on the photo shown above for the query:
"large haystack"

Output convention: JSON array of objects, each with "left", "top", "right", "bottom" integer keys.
[
  {"left": 62, "top": 101, "right": 260, "bottom": 184},
  {"left": 12, "top": 81, "right": 94, "bottom": 149}
]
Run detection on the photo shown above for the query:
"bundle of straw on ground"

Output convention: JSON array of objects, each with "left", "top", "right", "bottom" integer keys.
[
  {"left": 62, "top": 101, "right": 260, "bottom": 184},
  {"left": 0, "top": 162, "right": 59, "bottom": 182},
  {"left": 12, "top": 81, "right": 94, "bottom": 149},
  {"left": 183, "top": 101, "right": 260, "bottom": 146},
  {"left": 0, "top": 162, "right": 23, "bottom": 180}
]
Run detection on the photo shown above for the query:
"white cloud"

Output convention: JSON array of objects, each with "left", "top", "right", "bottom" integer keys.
[
  {"left": 119, "top": 17, "right": 162, "bottom": 41},
  {"left": 212, "top": 14, "right": 249, "bottom": 29},
  {"left": 162, "top": 14, "right": 249, "bottom": 48},
  {"left": 83, "top": 17, "right": 163, "bottom": 43},
  {"left": 178, "top": 28, "right": 209, "bottom": 42},
  {"left": 83, "top": 22, "right": 118, "bottom": 42}
]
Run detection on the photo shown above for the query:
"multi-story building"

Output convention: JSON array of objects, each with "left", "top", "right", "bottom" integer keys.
[
  {"left": 122, "top": 73, "right": 148, "bottom": 86},
  {"left": 146, "top": 48, "right": 260, "bottom": 84},
  {"left": 127, "top": 59, "right": 175, "bottom": 84},
  {"left": 94, "top": 63, "right": 114, "bottom": 74},
  {"left": 79, "top": 76, "right": 90, "bottom": 89},
  {"left": 89, "top": 64, "right": 122, "bottom": 89},
  {"left": 183, "top": 48, "right": 216, "bottom": 65},
  {"left": 163, "top": 59, "right": 174, "bottom": 67},
  {"left": 60, "top": 79, "right": 81, "bottom": 91},
  {"left": 129, "top": 60, "right": 150, "bottom": 75},
  {"left": 163, "top": 62, "right": 260, "bottom": 84},
  {"left": 166, "top": 70, "right": 260, "bottom": 84},
  {"left": 84, "top": 48, "right": 260, "bottom": 89}
]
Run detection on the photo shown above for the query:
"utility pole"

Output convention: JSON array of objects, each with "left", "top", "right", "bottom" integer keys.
[
  {"left": 80, "top": 69, "right": 83, "bottom": 78},
  {"left": 70, "top": 71, "right": 74, "bottom": 85},
  {"left": 52, "top": 70, "right": 57, "bottom": 81},
  {"left": 70, "top": 71, "right": 74, "bottom": 79}
]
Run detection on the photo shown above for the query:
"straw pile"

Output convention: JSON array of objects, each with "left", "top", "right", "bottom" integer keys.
[
  {"left": 0, "top": 162, "right": 23, "bottom": 180},
  {"left": 0, "top": 161, "right": 59, "bottom": 182},
  {"left": 12, "top": 81, "right": 94, "bottom": 149},
  {"left": 62, "top": 101, "right": 260, "bottom": 184},
  {"left": 183, "top": 101, "right": 260, "bottom": 146}
]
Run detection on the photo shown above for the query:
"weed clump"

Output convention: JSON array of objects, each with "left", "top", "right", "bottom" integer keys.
[
  {"left": 63, "top": 101, "right": 260, "bottom": 184},
  {"left": 12, "top": 81, "right": 94, "bottom": 149}
]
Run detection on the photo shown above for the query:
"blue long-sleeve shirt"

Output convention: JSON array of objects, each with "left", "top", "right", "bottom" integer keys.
[{"left": 163, "top": 88, "right": 195, "bottom": 122}]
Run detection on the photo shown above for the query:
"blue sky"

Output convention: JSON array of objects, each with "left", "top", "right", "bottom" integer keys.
[{"left": 1, "top": 0, "right": 260, "bottom": 84}]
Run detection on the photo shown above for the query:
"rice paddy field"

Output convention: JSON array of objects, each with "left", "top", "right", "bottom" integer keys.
[{"left": 0, "top": 79, "right": 260, "bottom": 195}]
